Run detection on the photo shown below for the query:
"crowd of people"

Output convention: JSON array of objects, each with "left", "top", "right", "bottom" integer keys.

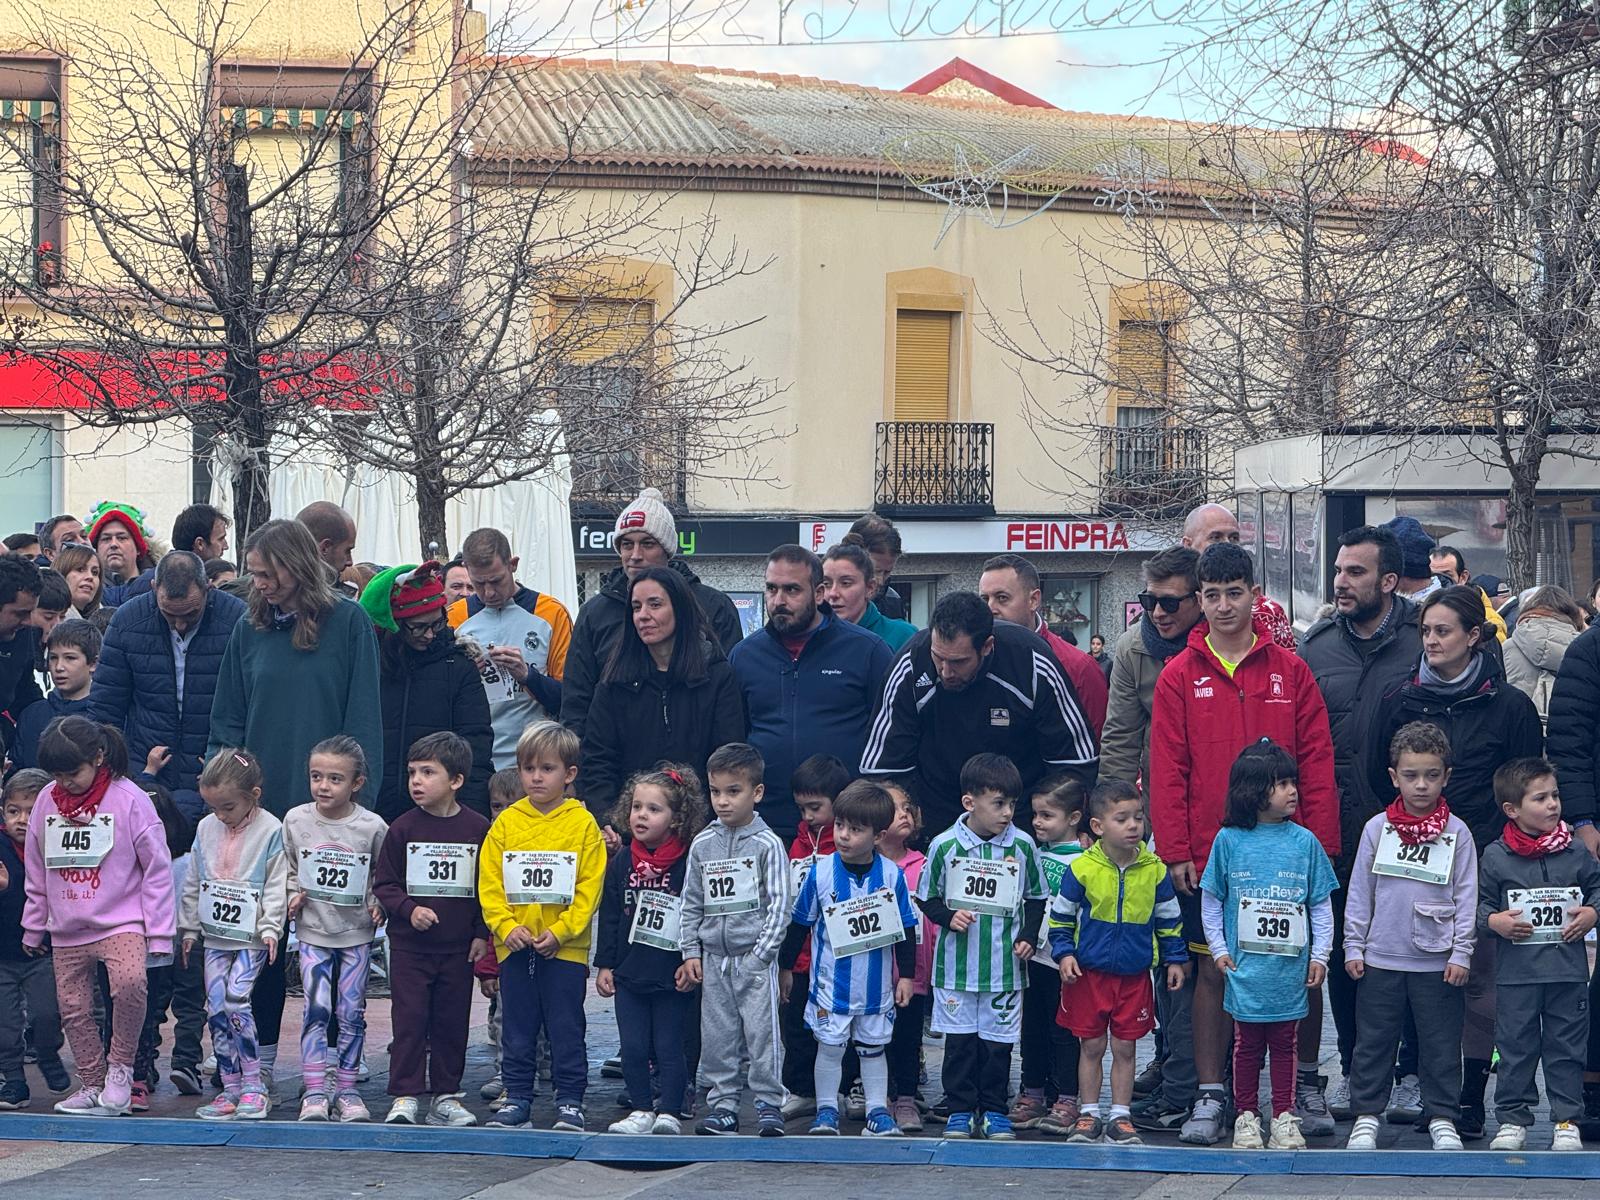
[{"left": 1, "top": 489, "right": 1599, "bottom": 1155}]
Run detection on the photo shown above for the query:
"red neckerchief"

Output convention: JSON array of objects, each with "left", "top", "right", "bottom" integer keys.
[
  {"left": 1385, "top": 797, "right": 1451, "bottom": 847},
  {"left": 54, "top": 766, "right": 112, "bottom": 822},
  {"left": 630, "top": 834, "right": 686, "bottom": 881},
  {"left": 1502, "top": 819, "right": 1573, "bottom": 858}
]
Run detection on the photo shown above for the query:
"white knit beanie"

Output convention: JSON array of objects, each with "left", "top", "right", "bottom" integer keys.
[{"left": 615, "top": 487, "right": 677, "bottom": 556}]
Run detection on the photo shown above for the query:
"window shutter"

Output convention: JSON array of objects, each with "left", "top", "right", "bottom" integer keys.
[
  {"left": 233, "top": 129, "right": 346, "bottom": 222},
  {"left": 1116, "top": 320, "right": 1171, "bottom": 405},
  {"left": 0, "top": 127, "right": 35, "bottom": 262},
  {"left": 894, "top": 309, "right": 953, "bottom": 421},
  {"left": 550, "top": 297, "right": 654, "bottom": 365}
]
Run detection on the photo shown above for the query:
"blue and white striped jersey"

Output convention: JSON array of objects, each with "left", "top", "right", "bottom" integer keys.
[{"left": 792, "top": 852, "right": 918, "bottom": 1016}]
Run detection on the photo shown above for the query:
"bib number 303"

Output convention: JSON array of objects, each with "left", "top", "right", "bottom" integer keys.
[{"left": 503, "top": 851, "right": 577, "bottom": 906}]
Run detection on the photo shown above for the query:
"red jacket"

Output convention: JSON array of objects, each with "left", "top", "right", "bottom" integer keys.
[
  {"left": 789, "top": 821, "right": 836, "bottom": 974},
  {"left": 1148, "top": 619, "right": 1338, "bottom": 872},
  {"left": 1037, "top": 619, "right": 1108, "bottom": 739}
]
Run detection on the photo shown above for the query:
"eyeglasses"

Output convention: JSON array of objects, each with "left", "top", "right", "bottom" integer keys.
[
  {"left": 402, "top": 615, "right": 447, "bottom": 637},
  {"left": 1138, "top": 590, "right": 1196, "bottom": 614}
]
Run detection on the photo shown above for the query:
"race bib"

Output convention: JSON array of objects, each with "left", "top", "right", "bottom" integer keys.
[
  {"left": 43, "top": 813, "right": 115, "bottom": 870},
  {"left": 790, "top": 856, "right": 814, "bottom": 898},
  {"left": 1372, "top": 826, "right": 1456, "bottom": 886},
  {"left": 629, "top": 889, "right": 684, "bottom": 951},
  {"left": 503, "top": 851, "right": 577, "bottom": 906},
  {"left": 1507, "top": 886, "right": 1583, "bottom": 944},
  {"left": 406, "top": 842, "right": 479, "bottom": 898},
  {"left": 944, "top": 857, "right": 1020, "bottom": 918},
  {"left": 822, "top": 888, "right": 905, "bottom": 958},
  {"left": 298, "top": 846, "right": 370, "bottom": 906},
  {"left": 1237, "top": 895, "right": 1307, "bottom": 956},
  {"left": 701, "top": 857, "right": 759, "bottom": 916},
  {"left": 199, "top": 879, "right": 260, "bottom": 941}
]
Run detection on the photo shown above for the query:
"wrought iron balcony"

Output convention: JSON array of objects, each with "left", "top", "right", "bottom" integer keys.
[
  {"left": 874, "top": 421, "right": 994, "bottom": 517},
  {"left": 1099, "top": 423, "right": 1207, "bottom": 518}
]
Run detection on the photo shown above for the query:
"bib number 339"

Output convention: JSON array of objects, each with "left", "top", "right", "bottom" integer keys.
[{"left": 1237, "top": 896, "right": 1307, "bottom": 956}]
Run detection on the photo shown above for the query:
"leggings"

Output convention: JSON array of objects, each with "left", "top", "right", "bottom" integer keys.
[
  {"left": 206, "top": 947, "right": 267, "bottom": 1090},
  {"left": 1233, "top": 1019, "right": 1297, "bottom": 1118},
  {"left": 614, "top": 985, "right": 692, "bottom": 1115},
  {"left": 55, "top": 933, "right": 148, "bottom": 1089},
  {"left": 299, "top": 943, "right": 372, "bottom": 1095}
]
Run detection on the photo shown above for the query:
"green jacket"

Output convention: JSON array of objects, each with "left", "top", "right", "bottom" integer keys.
[{"left": 858, "top": 600, "right": 917, "bottom": 652}]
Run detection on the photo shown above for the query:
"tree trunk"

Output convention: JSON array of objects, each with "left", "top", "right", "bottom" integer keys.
[
  {"left": 416, "top": 471, "right": 448, "bottom": 560},
  {"left": 1503, "top": 469, "right": 1538, "bottom": 592}
]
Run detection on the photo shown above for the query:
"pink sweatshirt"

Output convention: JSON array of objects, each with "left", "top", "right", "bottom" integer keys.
[
  {"left": 890, "top": 848, "right": 933, "bottom": 995},
  {"left": 23, "top": 776, "right": 176, "bottom": 954}
]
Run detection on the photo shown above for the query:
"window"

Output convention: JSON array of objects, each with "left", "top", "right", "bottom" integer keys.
[
  {"left": 551, "top": 296, "right": 660, "bottom": 501},
  {"left": 893, "top": 310, "right": 954, "bottom": 421},
  {"left": 1115, "top": 320, "right": 1172, "bottom": 406},
  {"left": 0, "top": 58, "right": 61, "bottom": 285},
  {"left": 0, "top": 419, "right": 57, "bottom": 519},
  {"left": 1040, "top": 575, "right": 1100, "bottom": 643}
]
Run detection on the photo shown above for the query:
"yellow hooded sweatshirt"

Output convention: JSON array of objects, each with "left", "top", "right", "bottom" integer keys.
[{"left": 479, "top": 797, "right": 606, "bottom": 966}]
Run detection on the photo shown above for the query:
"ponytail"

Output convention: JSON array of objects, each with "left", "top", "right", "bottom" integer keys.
[{"left": 36, "top": 716, "right": 130, "bottom": 778}]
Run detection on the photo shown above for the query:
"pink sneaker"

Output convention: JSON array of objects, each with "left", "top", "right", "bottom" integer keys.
[
  {"left": 130, "top": 1081, "right": 150, "bottom": 1112},
  {"left": 98, "top": 1064, "right": 133, "bottom": 1115},
  {"left": 333, "top": 1091, "right": 372, "bottom": 1123},
  {"left": 54, "top": 1087, "right": 108, "bottom": 1116},
  {"left": 197, "top": 1092, "right": 240, "bottom": 1121}
]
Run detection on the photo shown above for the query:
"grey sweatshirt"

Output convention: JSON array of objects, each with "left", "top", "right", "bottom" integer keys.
[
  {"left": 679, "top": 814, "right": 792, "bottom": 965},
  {"left": 1343, "top": 810, "right": 1478, "bottom": 972},
  {"left": 282, "top": 804, "right": 389, "bottom": 949},
  {"left": 179, "top": 809, "right": 290, "bottom": 952},
  {"left": 1477, "top": 837, "right": 1600, "bottom": 985}
]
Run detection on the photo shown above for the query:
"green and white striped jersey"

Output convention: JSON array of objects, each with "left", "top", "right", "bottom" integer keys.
[{"left": 917, "top": 816, "right": 1047, "bottom": 993}]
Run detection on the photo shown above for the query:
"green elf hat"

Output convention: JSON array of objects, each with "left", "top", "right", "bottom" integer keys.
[
  {"left": 358, "top": 561, "right": 447, "bottom": 633},
  {"left": 84, "top": 500, "right": 153, "bottom": 557}
]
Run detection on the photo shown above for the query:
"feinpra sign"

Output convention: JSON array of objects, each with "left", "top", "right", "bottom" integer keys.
[
  {"left": 807, "top": 519, "right": 1162, "bottom": 556},
  {"left": 1003, "top": 522, "right": 1131, "bottom": 552}
]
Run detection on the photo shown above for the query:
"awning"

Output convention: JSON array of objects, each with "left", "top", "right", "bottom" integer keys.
[
  {"left": 0, "top": 349, "right": 374, "bottom": 412},
  {"left": 221, "top": 106, "right": 364, "bottom": 133}
]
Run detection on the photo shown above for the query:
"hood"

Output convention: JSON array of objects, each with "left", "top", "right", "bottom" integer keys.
[{"left": 1509, "top": 614, "right": 1580, "bottom": 672}]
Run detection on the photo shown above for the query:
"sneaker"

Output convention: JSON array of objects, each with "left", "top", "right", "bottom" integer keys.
[
  {"left": 1039, "top": 1095, "right": 1081, "bottom": 1135},
  {"left": 553, "top": 1102, "right": 586, "bottom": 1133},
  {"left": 1232, "top": 1110, "right": 1265, "bottom": 1149},
  {"left": 169, "top": 1065, "right": 202, "bottom": 1096},
  {"left": 600, "top": 1056, "right": 624, "bottom": 1079},
  {"left": 652, "top": 1111, "right": 681, "bottom": 1135},
  {"left": 1104, "top": 1115, "right": 1142, "bottom": 1145},
  {"left": 259, "top": 1065, "right": 276, "bottom": 1097},
  {"left": 1324, "top": 1074, "right": 1353, "bottom": 1119},
  {"left": 196, "top": 1092, "right": 239, "bottom": 1121},
  {"left": 299, "top": 1093, "right": 331, "bottom": 1122},
  {"left": 333, "top": 1091, "right": 371, "bottom": 1123},
  {"left": 1130, "top": 1087, "right": 1190, "bottom": 1133},
  {"left": 0, "top": 1078, "right": 31, "bottom": 1109},
  {"left": 698, "top": 1108, "right": 739, "bottom": 1135},
  {"left": 863, "top": 1107, "right": 902, "bottom": 1136},
  {"left": 1066, "top": 1113, "right": 1104, "bottom": 1143},
  {"left": 479, "top": 1075, "right": 505, "bottom": 1103},
  {"left": 609, "top": 1109, "right": 656, "bottom": 1134},
  {"left": 756, "top": 1100, "right": 785, "bottom": 1136},
  {"left": 1133, "top": 1058, "right": 1164, "bottom": 1099},
  {"left": 1489, "top": 1123, "right": 1526, "bottom": 1151},
  {"left": 486, "top": 1098, "right": 531, "bottom": 1128},
  {"left": 1267, "top": 1111, "right": 1305, "bottom": 1150},
  {"left": 979, "top": 1111, "right": 1015, "bottom": 1141},
  {"left": 1456, "top": 1101, "right": 1486, "bottom": 1141},
  {"left": 1429, "top": 1118, "right": 1463, "bottom": 1150},
  {"left": 99, "top": 1063, "right": 133, "bottom": 1115},
  {"left": 1346, "top": 1114, "right": 1381, "bottom": 1150},
  {"left": 1007, "top": 1092, "right": 1047, "bottom": 1129},
  {"left": 1179, "top": 1092, "right": 1226, "bottom": 1145},
  {"left": 386, "top": 1096, "right": 419, "bottom": 1124},
  {"left": 236, "top": 1090, "right": 270, "bottom": 1120},
  {"left": 781, "top": 1093, "right": 817, "bottom": 1120},
  {"left": 129, "top": 1081, "right": 150, "bottom": 1113},
  {"left": 1293, "top": 1077, "right": 1334, "bottom": 1137},
  {"left": 40, "top": 1059, "right": 72, "bottom": 1094},
  {"left": 202, "top": 1054, "right": 217, "bottom": 1072},
  {"left": 1385, "top": 1074, "right": 1423, "bottom": 1124},
  {"left": 943, "top": 1111, "right": 975, "bottom": 1138},
  {"left": 810, "top": 1105, "right": 841, "bottom": 1135},
  {"left": 1551, "top": 1121, "right": 1583, "bottom": 1151},
  {"left": 356, "top": 1056, "right": 371, "bottom": 1083},
  {"left": 891, "top": 1096, "right": 923, "bottom": 1132},
  {"left": 428, "top": 1094, "right": 477, "bottom": 1127},
  {"left": 1579, "top": 1093, "right": 1600, "bottom": 1143},
  {"left": 845, "top": 1080, "right": 866, "bottom": 1120}
]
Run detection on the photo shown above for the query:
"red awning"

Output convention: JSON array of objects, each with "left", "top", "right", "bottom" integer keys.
[{"left": 0, "top": 349, "right": 374, "bottom": 411}]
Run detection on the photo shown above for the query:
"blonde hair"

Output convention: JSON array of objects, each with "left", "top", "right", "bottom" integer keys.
[
  {"left": 516, "top": 719, "right": 580, "bottom": 771},
  {"left": 245, "top": 519, "right": 338, "bottom": 651},
  {"left": 199, "top": 747, "right": 264, "bottom": 799}
]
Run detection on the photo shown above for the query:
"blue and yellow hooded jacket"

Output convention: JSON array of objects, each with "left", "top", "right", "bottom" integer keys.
[{"left": 1047, "top": 841, "right": 1187, "bottom": 974}]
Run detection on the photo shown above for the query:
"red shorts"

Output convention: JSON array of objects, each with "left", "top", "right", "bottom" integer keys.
[{"left": 1057, "top": 966, "right": 1155, "bottom": 1042}]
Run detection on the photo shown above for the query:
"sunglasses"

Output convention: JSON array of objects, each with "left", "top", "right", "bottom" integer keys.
[{"left": 1138, "top": 590, "right": 1196, "bottom": 614}]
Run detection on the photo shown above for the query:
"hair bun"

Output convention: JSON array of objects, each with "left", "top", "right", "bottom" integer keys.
[{"left": 840, "top": 531, "right": 868, "bottom": 548}]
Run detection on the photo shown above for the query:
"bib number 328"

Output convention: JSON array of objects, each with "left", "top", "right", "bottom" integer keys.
[{"left": 1507, "top": 886, "right": 1582, "bottom": 944}]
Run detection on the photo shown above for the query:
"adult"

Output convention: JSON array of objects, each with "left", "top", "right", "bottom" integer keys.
[
  {"left": 87, "top": 501, "right": 156, "bottom": 608},
  {"left": 52, "top": 543, "right": 102, "bottom": 620},
  {"left": 359, "top": 561, "right": 493, "bottom": 821},
  {"left": 820, "top": 535, "right": 917, "bottom": 651},
  {"left": 204, "top": 558, "right": 237, "bottom": 586},
  {"left": 443, "top": 558, "right": 473, "bottom": 605},
  {"left": 1503, "top": 585, "right": 1585, "bottom": 727},
  {"left": 560, "top": 488, "right": 740, "bottom": 739},
  {"left": 172, "top": 503, "right": 230, "bottom": 562},
  {"left": 38, "top": 514, "right": 85, "bottom": 564},
  {"left": 1366, "top": 584, "right": 1541, "bottom": 1139},
  {"left": 732, "top": 545, "right": 895, "bottom": 834},
  {"left": 0, "top": 555, "right": 43, "bottom": 760},
  {"left": 978, "top": 552, "right": 1108, "bottom": 738},
  {"left": 1180, "top": 502, "right": 1295, "bottom": 648},
  {"left": 88, "top": 551, "right": 247, "bottom": 822},
  {"left": 1088, "top": 634, "right": 1111, "bottom": 679},
  {"left": 4, "top": 533, "right": 40, "bottom": 558},
  {"left": 861, "top": 590, "right": 1097, "bottom": 835},
  {"left": 578, "top": 565, "right": 746, "bottom": 825},
  {"left": 295, "top": 500, "right": 358, "bottom": 574},
  {"left": 1297, "top": 525, "right": 1422, "bottom": 1125},
  {"left": 847, "top": 514, "right": 910, "bottom": 622},
  {"left": 1431, "top": 545, "right": 1470, "bottom": 587},
  {"left": 1383, "top": 516, "right": 1506, "bottom": 641},
  {"left": 446, "top": 527, "right": 571, "bottom": 770}
]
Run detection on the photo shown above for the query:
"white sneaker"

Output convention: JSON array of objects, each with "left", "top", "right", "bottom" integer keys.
[
  {"left": 609, "top": 1109, "right": 656, "bottom": 1134},
  {"left": 1324, "top": 1074, "right": 1353, "bottom": 1119},
  {"left": 1346, "top": 1114, "right": 1381, "bottom": 1150},
  {"left": 357, "top": 1056, "right": 371, "bottom": 1083},
  {"left": 1384, "top": 1074, "right": 1422, "bottom": 1124},
  {"left": 1428, "top": 1118, "right": 1462, "bottom": 1150},
  {"left": 427, "top": 1094, "right": 477, "bottom": 1127},
  {"left": 1232, "top": 1109, "right": 1265, "bottom": 1149},
  {"left": 781, "top": 1093, "right": 817, "bottom": 1120},
  {"left": 1268, "top": 1111, "right": 1305, "bottom": 1150},
  {"left": 652, "top": 1111, "right": 682, "bottom": 1135},
  {"left": 1551, "top": 1121, "right": 1583, "bottom": 1151},
  {"left": 385, "top": 1096, "right": 419, "bottom": 1125},
  {"left": 845, "top": 1080, "right": 866, "bottom": 1120},
  {"left": 1489, "top": 1123, "right": 1526, "bottom": 1151}
]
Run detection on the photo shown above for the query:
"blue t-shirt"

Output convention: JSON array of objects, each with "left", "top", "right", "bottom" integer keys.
[{"left": 1200, "top": 822, "right": 1336, "bottom": 1023}]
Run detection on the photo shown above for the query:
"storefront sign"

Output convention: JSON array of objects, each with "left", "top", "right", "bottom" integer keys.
[
  {"left": 806, "top": 519, "right": 1166, "bottom": 556},
  {"left": 573, "top": 520, "right": 800, "bottom": 558}
]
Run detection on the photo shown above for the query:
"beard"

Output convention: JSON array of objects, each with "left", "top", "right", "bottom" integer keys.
[
  {"left": 770, "top": 601, "right": 816, "bottom": 634},
  {"left": 1339, "top": 589, "right": 1384, "bottom": 625}
]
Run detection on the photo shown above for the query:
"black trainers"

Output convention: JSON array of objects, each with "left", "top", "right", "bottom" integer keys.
[
  {"left": 1130, "top": 1086, "right": 1189, "bottom": 1133},
  {"left": 698, "top": 1108, "right": 739, "bottom": 1135},
  {"left": 553, "top": 1103, "right": 586, "bottom": 1132},
  {"left": 39, "top": 1059, "right": 71, "bottom": 1095},
  {"left": 756, "top": 1101, "right": 785, "bottom": 1137},
  {"left": 1456, "top": 1102, "right": 1485, "bottom": 1141},
  {"left": 0, "top": 1078, "right": 31, "bottom": 1109},
  {"left": 1133, "top": 1059, "right": 1164, "bottom": 1099}
]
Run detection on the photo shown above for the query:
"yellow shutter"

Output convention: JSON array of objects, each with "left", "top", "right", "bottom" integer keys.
[
  {"left": 1116, "top": 320, "right": 1170, "bottom": 405},
  {"left": 551, "top": 297, "right": 654, "bottom": 365},
  {"left": 233, "top": 129, "right": 345, "bottom": 228},
  {"left": 0, "top": 127, "right": 35, "bottom": 261},
  {"left": 894, "top": 309, "right": 953, "bottom": 421}
]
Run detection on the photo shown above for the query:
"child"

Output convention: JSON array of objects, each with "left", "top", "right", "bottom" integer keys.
[
  {"left": 877, "top": 781, "right": 931, "bottom": 1132},
  {"left": 131, "top": 783, "right": 199, "bottom": 1111},
  {"left": 1017, "top": 773, "right": 1091, "bottom": 1134},
  {"left": 179, "top": 748, "right": 287, "bottom": 1120},
  {"left": 1479, "top": 757, "right": 1600, "bottom": 1152},
  {"left": 1050, "top": 779, "right": 1186, "bottom": 1145},
  {"left": 11, "top": 619, "right": 100, "bottom": 770},
  {"left": 1200, "top": 741, "right": 1336, "bottom": 1150},
  {"left": 479, "top": 720, "right": 605, "bottom": 1132},
  {"left": 1343, "top": 722, "right": 1477, "bottom": 1152},
  {"left": 677, "top": 742, "right": 792, "bottom": 1136},
  {"left": 24, "top": 716, "right": 175, "bottom": 1117},
  {"left": 284, "top": 735, "right": 388, "bottom": 1122},
  {"left": 780, "top": 779, "right": 919, "bottom": 1136},
  {"left": 476, "top": 767, "right": 520, "bottom": 1106},
  {"left": 596, "top": 764, "right": 707, "bottom": 1135},
  {"left": 374, "top": 732, "right": 490, "bottom": 1128},
  {"left": 0, "top": 769, "right": 70, "bottom": 1108},
  {"left": 780, "top": 753, "right": 851, "bottom": 1114},
  {"left": 915, "top": 752, "right": 1049, "bottom": 1141}
]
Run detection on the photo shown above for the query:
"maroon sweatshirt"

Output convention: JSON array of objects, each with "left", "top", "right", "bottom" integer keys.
[{"left": 374, "top": 805, "right": 491, "bottom": 955}]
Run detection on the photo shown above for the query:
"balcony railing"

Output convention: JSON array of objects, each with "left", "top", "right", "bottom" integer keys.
[
  {"left": 875, "top": 420, "right": 994, "bottom": 517},
  {"left": 1099, "top": 423, "right": 1207, "bottom": 518}
]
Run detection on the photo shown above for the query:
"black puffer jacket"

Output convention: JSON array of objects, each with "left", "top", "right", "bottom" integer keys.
[
  {"left": 560, "top": 560, "right": 743, "bottom": 738},
  {"left": 376, "top": 627, "right": 494, "bottom": 820},
  {"left": 1545, "top": 622, "right": 1600, "bottom": 826}
]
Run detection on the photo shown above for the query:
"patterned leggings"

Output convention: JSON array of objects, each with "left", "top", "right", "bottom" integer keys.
[
  {"left": 55, "top": 933, "right": 147, "bottom": 1089},
  {"left": 205, "top": 947, "right": 266, "bottom": 1090},
  {"left": 299, "top": 942, "right": 372, "bottom": 1095}
]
